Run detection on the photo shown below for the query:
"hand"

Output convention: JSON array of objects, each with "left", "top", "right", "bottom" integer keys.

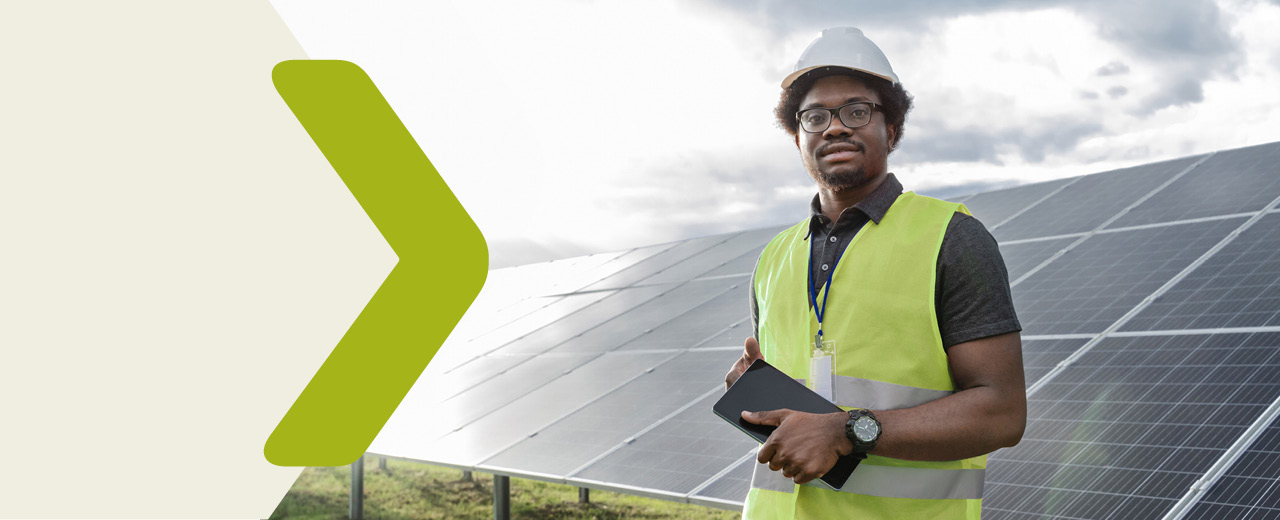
[
  {"left": 724, "top": 337, "right": 763, "bottom": 389},
  {"left": 742, "top": 409, "right": 853, "bottom": 484}
]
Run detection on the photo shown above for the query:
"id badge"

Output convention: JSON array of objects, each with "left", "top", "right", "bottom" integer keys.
[{"left": 810, "top": 334, "right": 836, "bottom": 401}]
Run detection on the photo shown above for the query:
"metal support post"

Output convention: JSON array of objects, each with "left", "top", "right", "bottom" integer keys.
[
  {"left": 378, "top": 457, "right": 387, "bottom": 472},
  {"left": 493, "top": 475, "right": 510, "bottom": 520},
  {"left": 579, "top": 487, "right": 590, "bottom": 503},
  {"left": 350, "top": 455, "right": 364, "bottom": 520},
  {"left": 463, "top": 470, "right": 473, "bottom": 482}
]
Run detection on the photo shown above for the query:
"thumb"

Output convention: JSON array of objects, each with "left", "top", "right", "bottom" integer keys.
[
  {"left": 745, "top": 337, "right": 762, "bottom": 360},
  {"left": 741, "top": 409, "right": 785, "bottom": 426}
]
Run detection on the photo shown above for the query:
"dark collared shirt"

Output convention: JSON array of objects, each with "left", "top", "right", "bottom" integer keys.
[{"left": 751, "top": 173, "right": 1021, "bottom": 349}]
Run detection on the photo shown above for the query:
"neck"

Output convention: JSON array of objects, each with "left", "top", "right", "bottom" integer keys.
[{"left": 817, "top": 173, "right": 887, "bottom": 223}]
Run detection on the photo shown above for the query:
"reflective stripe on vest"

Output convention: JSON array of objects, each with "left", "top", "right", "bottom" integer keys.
[
  {"left": 833, "top": 374, "right": 952, "bottom": 410},
  {"left": 746, "top": 192, "right": 983, "bottom": 520},
  {"left": 750, "top": 460, "right": 985, "bottom": 500}
]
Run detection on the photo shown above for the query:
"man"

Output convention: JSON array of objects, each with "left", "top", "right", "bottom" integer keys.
[{"left": 723, "top": 27, "right": 1026, "bottom": 519}]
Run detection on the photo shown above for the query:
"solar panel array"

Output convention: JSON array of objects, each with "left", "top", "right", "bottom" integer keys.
[{"left": 368, "top": 141, "right": 1280, "bottom": 518}]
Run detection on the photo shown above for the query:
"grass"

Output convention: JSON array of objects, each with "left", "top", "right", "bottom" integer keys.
[{"left": 270, "top": 456, "right": 743, "bottom": 520}]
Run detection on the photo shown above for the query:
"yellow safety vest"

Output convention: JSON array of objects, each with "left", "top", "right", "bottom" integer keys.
[{"left": 745, "top": 192, "right": 985, "bottom": 520}]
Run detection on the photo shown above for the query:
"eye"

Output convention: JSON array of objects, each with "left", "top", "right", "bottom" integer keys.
[{"left": 801, "top": 111, "right": 827, "bottom": 125}]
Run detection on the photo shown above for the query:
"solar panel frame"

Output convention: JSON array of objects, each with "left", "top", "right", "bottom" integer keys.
[
  {"left": 618, "top": 283, "right": 750, "bottom": 352},
  {"left": 578, "top": 235, "right": 729, "bottom": 291},
  {"left": 543, "top": 277, "right": 742, "bottom": 354},
  {"left": 1109, "top": 143, "right": 1280, "bottom": 228},
  {"left": 1021, "top": 337, "right": 1091, "bottom": 388},
  {"left": 1011, "top": 218, "right": 1245, "bottom": 336},
  {"left": 568, "top": 391, "right": 760, "bottom": 496},
  {"left": 1000, "top": 237, "right": 1079, "bottom": 283},
  {"left": 491, "top": 283, "right": 670, "bottom": 355},
  {"left": 1182, "top": 416, "right": 1280, "bottom": 519},
  {"left": 985, "top": 332, "right": 1280, "bottom": 520},
  {"left": 688, "top": 452, "right": 757, "bottom": 507},
  {"left": 1122, "top": 213, "right": 1280, "bottom": 332},
  {"left": 961, "top": 177, "right": 1075, "bottom": 229},
  {"left": 421, "top": 350, "right": 679, "bottom": 466},
  {"left": 477, "top": 349, "right": 737, "bottom": 478},
  {"left": 642, "top": 227, "right": 786, "bottom": 285},
  {"left": 992, "top": 156, "right": 1198, "bottom": 242}
]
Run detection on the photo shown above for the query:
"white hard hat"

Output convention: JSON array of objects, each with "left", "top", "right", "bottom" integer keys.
[{"left": 781, "top": 27, "right": 899, "bottom": 88}]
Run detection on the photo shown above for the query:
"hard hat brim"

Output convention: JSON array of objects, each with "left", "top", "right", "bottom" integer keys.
[{"left": 781, "top": 65, "right": 898, "bottom": 89}]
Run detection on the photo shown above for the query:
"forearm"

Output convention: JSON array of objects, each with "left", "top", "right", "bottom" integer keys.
[
  {"left": 865, "top": 331, "right": 1026, "bottom": 461},
  {"left": 869, "top": 384, "right": 1025, "bottom": 461}
]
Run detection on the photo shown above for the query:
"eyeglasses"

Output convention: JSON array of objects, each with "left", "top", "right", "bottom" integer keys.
[{"left": 796, "top": 102, "right": 881, "bottom": 133}]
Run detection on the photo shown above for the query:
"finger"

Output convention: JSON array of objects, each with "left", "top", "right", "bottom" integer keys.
[
  {"left": 724, "top": 367, "right": 739, "bottom": 389},
  {"left": 741, "top": 409, "right": 785, "bottom": 426},
  {"left": 757, "top": 442, "right": 777, "bottom": 465},
  {"left": 793, "top": 470, "right": 817, "bottom": 485},
  {"left": 744, "top": 337, "right": 762, "bottom": 360}
]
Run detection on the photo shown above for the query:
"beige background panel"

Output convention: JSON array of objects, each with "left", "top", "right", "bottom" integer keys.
[{"left": 0, "top": 1, "right": 397, "bottom": 517}]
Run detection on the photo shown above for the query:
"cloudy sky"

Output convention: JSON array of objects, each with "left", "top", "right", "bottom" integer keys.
[{"left": 269, "top": 0, "right": 1280, "bottom": 267}]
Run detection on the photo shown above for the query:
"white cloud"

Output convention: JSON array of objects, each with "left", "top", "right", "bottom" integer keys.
[{"left": 269, "top": 0, "right": 1280, "bottom": 265}]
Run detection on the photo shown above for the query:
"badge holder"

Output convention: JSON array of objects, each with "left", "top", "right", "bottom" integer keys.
[{"left": 810, "top": 334, "right": 836, "bottom": 402}]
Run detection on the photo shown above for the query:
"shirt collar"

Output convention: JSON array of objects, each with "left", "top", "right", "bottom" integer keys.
[{"left": 808, "top": 173, "right": 904, "bottom": 229}]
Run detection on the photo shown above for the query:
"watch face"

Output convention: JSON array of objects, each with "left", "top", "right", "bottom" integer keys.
[{"left": 854, "top": 416, "right": 880, "bottom": 442}]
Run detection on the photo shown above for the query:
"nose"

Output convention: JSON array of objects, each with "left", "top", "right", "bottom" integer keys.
[{"left": 822, "top": 114, "right": 854, "bottom": 139}]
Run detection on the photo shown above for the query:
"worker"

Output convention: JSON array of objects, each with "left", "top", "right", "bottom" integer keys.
[{"left": 723, "top": 27, "right": 1026, "bottom": 519}]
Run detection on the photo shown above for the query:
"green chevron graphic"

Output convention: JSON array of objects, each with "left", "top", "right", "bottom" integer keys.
[{"left": 265, "top": 60, "right": 487, "bottom": 466}]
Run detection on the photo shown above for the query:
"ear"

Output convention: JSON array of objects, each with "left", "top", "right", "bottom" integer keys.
[
  {"left": 793, "top": 132, "right": 800, "bottom": 150},
  {"left": 887, "top": 125, "right": 898, "bottom": 150}
]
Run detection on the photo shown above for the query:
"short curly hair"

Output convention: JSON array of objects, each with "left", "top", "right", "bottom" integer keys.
[{"left": 775, "top": 67, "right": 914, "bottom": 152}]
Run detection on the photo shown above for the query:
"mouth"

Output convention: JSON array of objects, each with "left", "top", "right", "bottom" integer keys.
[{"left": 819, "top": 142, "right": 862, "bottom": 161}]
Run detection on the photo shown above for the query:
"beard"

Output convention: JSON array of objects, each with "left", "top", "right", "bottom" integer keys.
[
  {"left": 813, "top": 166, "right": 873, "bottom": 192},
  {"left": 804, "top": 139, "right": 878, "bottom": 192}
]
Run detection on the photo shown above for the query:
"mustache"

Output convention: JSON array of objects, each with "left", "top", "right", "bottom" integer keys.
[{"left": 817, "top": 139, "right": 864, "bottom": 156}]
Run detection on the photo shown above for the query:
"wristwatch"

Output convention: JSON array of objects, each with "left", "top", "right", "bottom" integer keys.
[{"left": 845, "top": 409, "right": 881, "bottom": 455}]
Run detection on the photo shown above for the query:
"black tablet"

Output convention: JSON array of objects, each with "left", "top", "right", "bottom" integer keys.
[{"left": 713, "top": 358, "right": 861, "bottom": 490}]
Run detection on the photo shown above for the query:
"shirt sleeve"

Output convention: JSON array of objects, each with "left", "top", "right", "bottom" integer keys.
[{"left": 935, "top": 213, "right": 1022, "bottom": 348}]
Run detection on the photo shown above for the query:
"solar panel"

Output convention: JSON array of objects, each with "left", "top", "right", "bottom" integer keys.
[
  {"left": 1000, "top": 237, "right": 1077, "bottom": 282},
  {"left": 986, "top": 332, "right": 1280, "bottom": 520},
  {"left": 446, "top": 290, "right": 618, "bottom": 363},
  {"left": 619, "top": 283, "right": 750, "bottom": 351},
  {"left": 960, "top": 177, "right": 1074, "bottom": 228},
  {"left": 414, "top": 353, "right": 534, "bottom": 405},
  {"left": 480, "top": 349, "right": 735, "bottom": 477},
  {"left": 993, "top": 157, "right": 1198, "bottom": 241},
  {"left": 413, "top": 353, "right": 598, "bottom": 447},
  {"left": 1011, "top": 218, "right": 1245, "bottom": 335},
  {"left": 544, "top": 277, "right": 741, "bottom": 354},
  {"left": 1122, "top": 213, "right": 1280, "bottom": 331},
  {"left": 694, "top": 226, "right": 789, "bottom": 279},
  {"left": 689, "top": 455, "right": 756, "bottom": 505},
  {"left": 423, "top": 350, "right": 677, "bottom": 466},
  {"left": 579, "top": 235, "right": 728, "bottom": 291},
  {"left": 1021, "top": 338, "right": 1090, "bottom": 388},
  {"left": 1183, "top": 416, "right": 1280, "bottom": 519},
  {"left": 367, "top": 352, "right": 593, "bottom": 464},
  {"left": 571, "top": 391, "right": 759, "bottom": 494},
  {"left": 643, "top": 228, "right": 784, "bottom": 285},
  {"left": 1110, "top": 142, "right": 1280, "bottom": 228},
  {"left": 699, "top": 319, "right": 754, "bottom": 349},
  {"left": 492, "top": 284, "right": 669, "bottom": 355}
]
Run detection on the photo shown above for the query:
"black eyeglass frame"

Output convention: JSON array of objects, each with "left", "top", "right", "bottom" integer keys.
[{"left": 795, "top": 101, "right": 882, "bottom": 133}]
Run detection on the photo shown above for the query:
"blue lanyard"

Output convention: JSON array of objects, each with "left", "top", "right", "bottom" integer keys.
[{"left": 808, "top": 233, "right": 847, "bottom": 340}]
